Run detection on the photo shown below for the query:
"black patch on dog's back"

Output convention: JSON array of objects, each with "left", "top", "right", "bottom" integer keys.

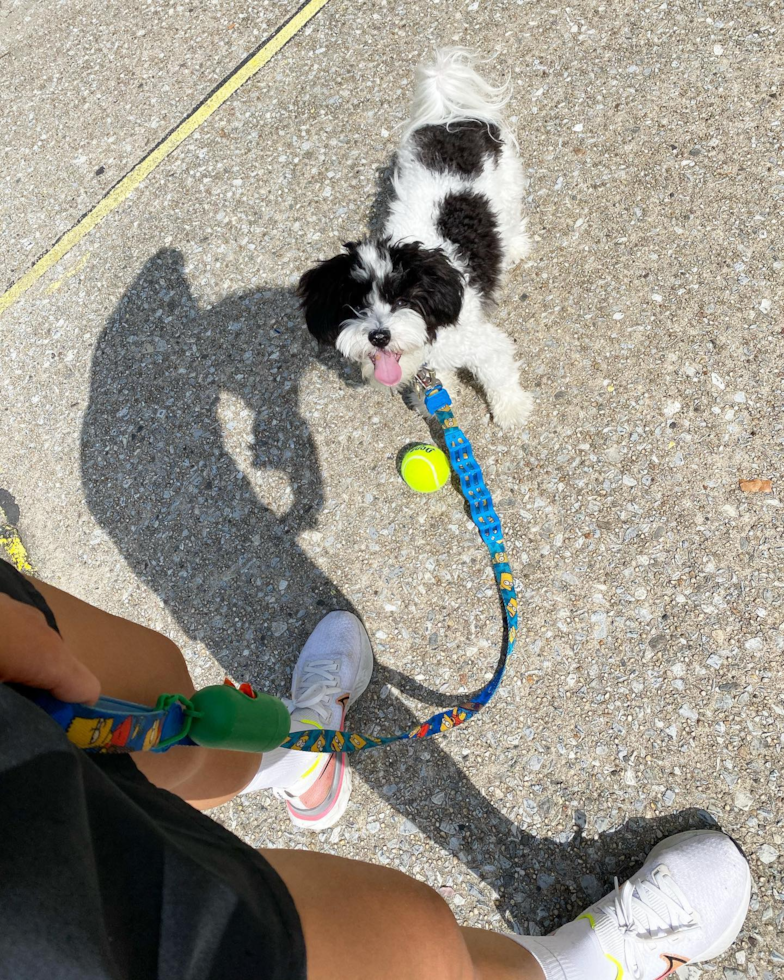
[
  {"left": 436, "top": 191, "right": 502, "bottom": 298},
  {"left": 412, "top": 122, "right": 503, "bottom": 177}
]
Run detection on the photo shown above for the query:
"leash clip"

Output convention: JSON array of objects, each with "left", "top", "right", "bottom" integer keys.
[{"left": 415, "top": 366, "right": 439, "bottom": 394}]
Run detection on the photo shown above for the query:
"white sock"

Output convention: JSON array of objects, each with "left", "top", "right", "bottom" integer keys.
[
  {"left": 240, "top": 708, "right": 328, "bottom": 795},
  {"left": 505, "top": 919, "right": 616, "bottom": 980}
]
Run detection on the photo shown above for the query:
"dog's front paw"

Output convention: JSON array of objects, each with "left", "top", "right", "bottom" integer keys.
[
  {"left": 491, "top": 388, "right": 534, "bottom": 430},
  {"left": 505, "top": 231, "right": 532, "bottom": 271}
]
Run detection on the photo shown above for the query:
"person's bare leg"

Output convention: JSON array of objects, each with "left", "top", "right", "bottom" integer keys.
[
  {"left": 461, "top": 928, "right": 545, "bottom": 980},
  {"left": 30, "top": 576, "right": 546, "bottom": 977},
  {"left": 263, "top": 849, "right": 544, "bottom": 980},
  {"left": 29, "top": 576, "right": 259, "bottom": 808}
]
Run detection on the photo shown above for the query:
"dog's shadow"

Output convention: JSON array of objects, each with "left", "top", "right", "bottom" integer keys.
[
  {"left": 367, "top": 154, "right": 398, "bottom": 237},
  {"left": 81, "top": 248, "right": 722, "bottom": 930}
]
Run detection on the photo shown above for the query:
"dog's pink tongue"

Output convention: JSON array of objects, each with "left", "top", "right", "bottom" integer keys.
[{"left": 373, "top": 350, "right": 402, "bottom": 386}]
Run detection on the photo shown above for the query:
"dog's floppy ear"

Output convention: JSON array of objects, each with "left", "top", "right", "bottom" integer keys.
[
  {"left": 298, "top": 242, "right": 364, "bottom": 345},
  {"left": 389, "top": 242, "right": 464, "bottom": 332}
]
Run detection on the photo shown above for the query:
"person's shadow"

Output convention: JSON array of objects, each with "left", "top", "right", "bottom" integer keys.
[{"left": 81, "top": 248, "right": 725, "bottom": 932}]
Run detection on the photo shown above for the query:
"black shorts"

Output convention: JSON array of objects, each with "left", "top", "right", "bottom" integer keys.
[{"left": 0, "top": 559, "right": 307, "bottom": 980}]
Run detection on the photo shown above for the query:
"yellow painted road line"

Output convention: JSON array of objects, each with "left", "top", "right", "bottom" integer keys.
[
  {"left": 0, "top": 0, "right": 331, "bottom": 316},
  {"left": 0, "top": 523, "right": 33, "bottom": 573}
]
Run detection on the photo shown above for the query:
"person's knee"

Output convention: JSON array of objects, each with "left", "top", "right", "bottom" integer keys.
[
  {"left": 265, "top": 850, "right": 478, "bottom": 980},
  {"left": 127, "top": 623, "right": 195, "bottom": 701},
  {"left": 383, "top": 869, "right": 475, "bottom": 980},
  {"left": 140, "top": 625, "right": 189, "bottom": 677}
]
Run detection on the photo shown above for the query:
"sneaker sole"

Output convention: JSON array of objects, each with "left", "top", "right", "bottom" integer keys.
[
  {"left": 646, "top": 830, "right": 752, "bottom": 970},
  {"left": 286, "top": 755, "right": 353, "bottom": 831}
]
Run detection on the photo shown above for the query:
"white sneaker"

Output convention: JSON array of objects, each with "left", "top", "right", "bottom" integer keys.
[
  {"left": 274, "top": 611, "right": 373, "bottom": 831},
  {"left": 571, "top": 830, "right": 751, "bottom": 979}
]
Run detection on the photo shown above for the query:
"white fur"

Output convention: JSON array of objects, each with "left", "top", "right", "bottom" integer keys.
[
  {"left": 402, "top": 48, "right": 513, "bottom": 141},
  {"left": 337, "top": 305, "right": 427, "bottom": 362},
  {"left": 341, "top": 48, "right": 533, "bottom": 430},
  {"left": 352, "top": 242, "right": 393, "bottom": 282}
]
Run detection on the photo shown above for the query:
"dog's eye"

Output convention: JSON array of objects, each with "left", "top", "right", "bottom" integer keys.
[{"left": 391, "top": 298, "right": 409, "bottom": 312}]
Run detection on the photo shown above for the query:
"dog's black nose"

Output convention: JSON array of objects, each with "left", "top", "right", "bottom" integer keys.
[{"left": 369, "top": 327, "right": 391, "bottom": 349}]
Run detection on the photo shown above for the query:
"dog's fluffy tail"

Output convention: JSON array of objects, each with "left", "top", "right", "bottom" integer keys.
[{"left": 403, "top": 47, "right": 511, "bottom": 139}]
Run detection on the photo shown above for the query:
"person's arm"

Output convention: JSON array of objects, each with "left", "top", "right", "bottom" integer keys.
[{"left": 0, "top": 593, "right": 100, "bottom": 703}]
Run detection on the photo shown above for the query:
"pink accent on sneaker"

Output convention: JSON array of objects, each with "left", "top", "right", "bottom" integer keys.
[
  {"left": 297, "top": 755, "right": 339, "bottom": 810},
  {"left": 283, "top": 692, "right": 353, "bottom": 830},
  {"left": 286, "top": 755, "right": 349, "bottom": 825}
]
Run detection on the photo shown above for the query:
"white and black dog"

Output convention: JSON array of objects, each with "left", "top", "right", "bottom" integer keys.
[{"left": 298, "top": 48, "right": 533, "bottom": 429}]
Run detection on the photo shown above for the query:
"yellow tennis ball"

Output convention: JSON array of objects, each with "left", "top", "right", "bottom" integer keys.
[{"left": 400, "top": 444, "right": 450, "bottom": 493}]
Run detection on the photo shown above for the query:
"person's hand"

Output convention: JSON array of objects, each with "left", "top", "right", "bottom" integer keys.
[{"left": 0, "top": 593, "right": 100, "bottom": 703}]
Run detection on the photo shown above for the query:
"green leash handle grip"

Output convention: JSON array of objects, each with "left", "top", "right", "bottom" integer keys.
[{"left": 187, "top": 683, "right": 291, "bottom": 753}]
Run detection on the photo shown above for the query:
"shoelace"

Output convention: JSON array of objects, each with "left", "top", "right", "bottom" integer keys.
[
  {"left": 606, "top": 865, "right": 698, "bottom": 980},
  {"left": 281, "top": 659, "right": 341, "bottom": 727}
]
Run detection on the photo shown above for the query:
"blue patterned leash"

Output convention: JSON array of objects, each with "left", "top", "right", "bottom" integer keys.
[{"left": 280, "top": 369, "right": 518, "bottom": 753}]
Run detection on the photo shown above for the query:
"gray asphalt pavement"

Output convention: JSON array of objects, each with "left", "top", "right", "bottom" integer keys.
[{"left": 1, "top": 1, "right": 782, "bottom": 975}]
